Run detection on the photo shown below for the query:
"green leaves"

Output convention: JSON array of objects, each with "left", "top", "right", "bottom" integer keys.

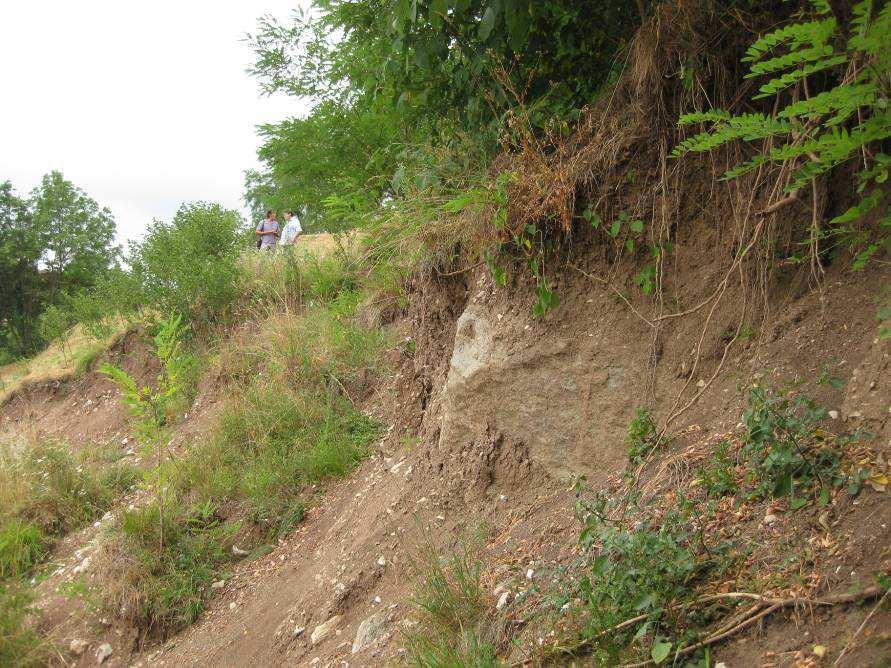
[
  {"left": 478, "top": 6, "right": 497, "bottom": 41},
  {"left": 651, "top": 638, "right": 672, "bottom": 664},
  {"left": 673, "top": 0, "right": 890, "bottom": 273}
]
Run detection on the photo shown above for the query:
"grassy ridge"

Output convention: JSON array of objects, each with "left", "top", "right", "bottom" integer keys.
[{"left": 96, "top": 247, "right": 386, "bottom": 636}]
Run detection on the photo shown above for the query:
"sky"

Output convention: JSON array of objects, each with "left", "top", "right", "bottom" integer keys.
[{"left": 0, "top": 0, "right": 312, "bottom": 247}]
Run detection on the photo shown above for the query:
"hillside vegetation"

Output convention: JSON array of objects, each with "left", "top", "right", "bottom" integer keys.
[{"left": 1, "top": 1, "right": 889, "bottom": 667}]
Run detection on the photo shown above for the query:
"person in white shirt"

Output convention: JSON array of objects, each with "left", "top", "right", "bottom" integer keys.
[{"left": 280, "top": 210, "right": 303, "bottom": 245}]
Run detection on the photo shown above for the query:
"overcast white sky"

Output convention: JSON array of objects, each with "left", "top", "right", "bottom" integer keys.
[{"left": 0, "top": 1, "right": 311, "bottom": 246}]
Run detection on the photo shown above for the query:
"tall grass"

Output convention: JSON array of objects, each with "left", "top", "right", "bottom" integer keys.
[
  {"left": 0, "top": 439, "right": 139, "bottom": 664},
  {"left": 0, "top": 438, "right": 139, "bottom": 578},
  {"left": 405, "top": 536, "right": 504, "bottom": 667},
  {"left": 0, "top": 583, "right": 49, "bottom": 667},
  {"left": 98, "top": 249, "right": 385, "bottom": 637}
]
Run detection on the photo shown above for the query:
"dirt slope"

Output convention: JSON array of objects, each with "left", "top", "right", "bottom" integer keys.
[{"left": 15, "top": 251, "right": 871, "bottom": 667}]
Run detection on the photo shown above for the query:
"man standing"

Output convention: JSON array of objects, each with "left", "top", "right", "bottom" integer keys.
[
  {"left": 255, "top": 209, "right": 280, "bottom": 250},
  {"left": 280, "top": 210, "right": 303, "bottom": 245}
]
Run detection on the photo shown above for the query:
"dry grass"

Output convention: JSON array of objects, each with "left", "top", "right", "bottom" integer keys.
[{"left": 0, "top": 324, "right": 130, "bottom": 406}]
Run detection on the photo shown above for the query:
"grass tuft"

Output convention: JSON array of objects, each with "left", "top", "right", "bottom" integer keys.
[{"left": 405, "top": 535, "right": 503, "bottom": 667}]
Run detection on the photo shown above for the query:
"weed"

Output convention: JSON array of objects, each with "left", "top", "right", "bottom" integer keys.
[
  {"left": 101, "top": 500, "right": 236, "bottom": 634},
  {"left": 571, "top": 488, "right": 719, "bottom": 666},
  {"left": 741, "top": 385, "right": 856, "bottom": 505},
  {"left": 697, "top": 441, "right": 738, "bottom": 499},
  {"left": 626, "top": 408, "right": 658, "bottom": 463},
  {"left": 405, "top": 536, "right": 503, "bottom": 667}
]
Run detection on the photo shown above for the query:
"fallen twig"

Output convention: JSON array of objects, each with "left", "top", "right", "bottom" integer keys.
[
  {"left": 509, "top": 587, "right": 883, "bottom": 667},
  {"left": 833, "top": 588, "right": 890, "bottom": 666}
]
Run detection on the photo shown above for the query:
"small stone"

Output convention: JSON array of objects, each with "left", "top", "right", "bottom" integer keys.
[
  {"left": 211, "top": 580, "right": 226, "bottom": 589},
  {"left": 229, "top": 602, "right": 237, "bottom": 610},
  {"left": 73, "top": 556, "right": 92, "bottom": 575},
  {"left": 352, "top": 613, "right": 387, "bottom": 654},
  {"left": 96, "top": 643, "right": 113, "bottom": 664},
  {"left": 293, "top": 626, "right": 306, "bottom": 638},
  {"left": 69, "top": 638, "right": 88, "bottom": 656},
  {"left": 828, "top": 410, "right": 839, "bottom": 420},
  {"left": 526, "top": 568, "right": 535, "bottom": 580},
  {"left": 311, "top": 615, "right": 342, "bottom": 645},
  {"left": 496, "top": 591, "right": 511, "bottom": 610},
  {"left": 232, "top": 545, "right": 250, "bottom": 557},
  {"left": 763, "top": 514, "right": 778, "bottom": 525},
  {"left": 373, "top": 596, "right": 382, "bottom": 605},
  {"left": 715, "top": 663, "right": 728, "bottom": 668},
  {"left": 499, "top": 494, "right": 507, "bottom": 502},
  {"left": 376, "top": 556, "right": 387, "bottom": 567}
]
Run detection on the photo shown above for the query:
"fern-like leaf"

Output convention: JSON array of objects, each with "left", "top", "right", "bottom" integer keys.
[
  {"left": 743, "top": 18, "right": 836, "bottom": 62},
  {"left": 778, "top": 83, "right": 877, "bottom": 123},
  {"left": 753, "top": 56, "right": 848, "bottom": 99},
  {"left": 746, "top": 44, "right": 837, "bottom": 77}
]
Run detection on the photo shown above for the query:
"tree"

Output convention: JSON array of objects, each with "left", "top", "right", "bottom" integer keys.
[
  {"left": 0, "top": 182, "right": 43, "bottom": 358},
  {"left": 30, "top": 171, "right": 119, "bottom": 301},
  {"left": 128, "top": 202, "right": 245, "bottom": 327},
  {"left": 244, "top": 1, "right": 643, "bottom": 230}
]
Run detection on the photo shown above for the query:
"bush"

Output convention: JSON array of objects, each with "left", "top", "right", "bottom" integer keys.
[
  {"left": 573, "top": 493, "right": 703, "bottom": 665},
  {"left": 741, "top": 385, "right": 864, "bottom": 504},
  {"left": 129, "top": 202, "right": 246, "bottom": 329}
]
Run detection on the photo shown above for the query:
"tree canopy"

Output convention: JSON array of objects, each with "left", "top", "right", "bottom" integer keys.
[
  {"left": 0, "top": 173, "right": 118, "bottom": 360},
  {"left": 245, "top": 0, "right": 644, "bottom": 230}
]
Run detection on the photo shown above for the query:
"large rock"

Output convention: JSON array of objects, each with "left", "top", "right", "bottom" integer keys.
[
  {"left": 351, "top": 613, "right": 388, "bottom": 653},
  {"left": 437, "top": 300, "right": 634, "bottom": 480},
  {"left": 311, "top": 615, "right": 342, "bottom": 645}
]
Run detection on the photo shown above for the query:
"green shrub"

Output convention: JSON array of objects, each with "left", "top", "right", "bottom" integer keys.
[
  {"left": 0, "top": 583, "right": 49, "bottom": 667},
  {"left": 573, "top": 494, "right": 703, "bottom": 665},
  {"left": 741, "top": 385, "right": 864, "bottom": 505},
  {"left": 129, "top": 202, "right": 246, "bottom": 328}
]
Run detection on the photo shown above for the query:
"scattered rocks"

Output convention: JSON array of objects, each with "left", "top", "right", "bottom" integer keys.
[
  {"left": 352, "top": 613, "right": 388, "bottom": 654},
  {"left": 96, "top": 643, "right": 114, "bottom": 664},
  {"left": 311, "top": 615, "right": 342, "bottom": 645},
  {"left": 69, "top": 638, "right": 88, "bottom": 656}
]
